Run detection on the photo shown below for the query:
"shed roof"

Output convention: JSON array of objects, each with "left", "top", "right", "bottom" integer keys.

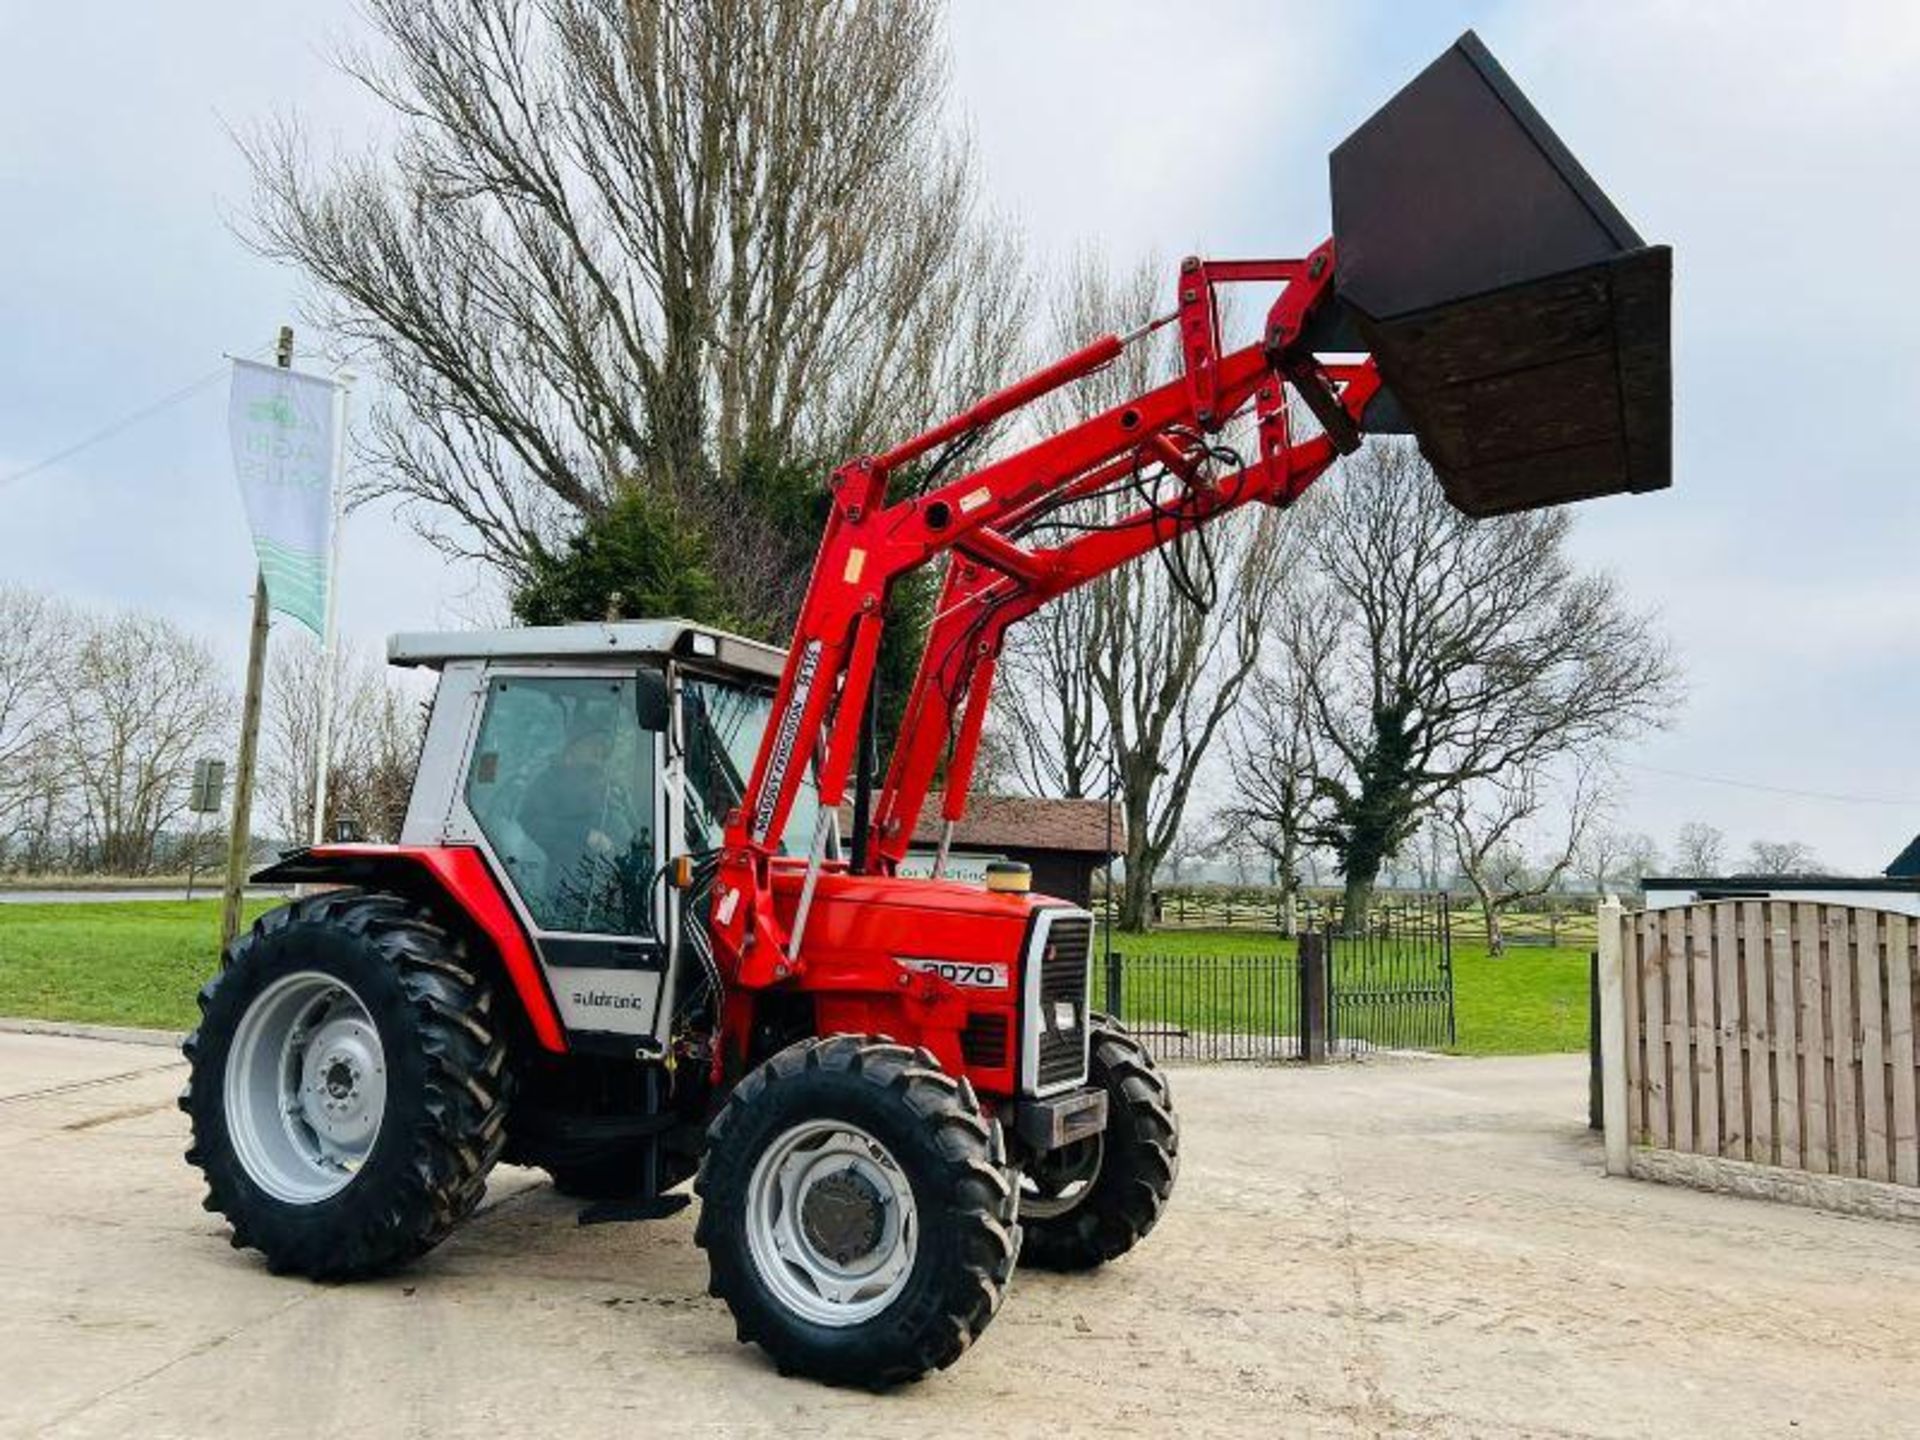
[
  {"left": 843, "top": 793, "right": 1123, "bottom": 857},
  {"left": 1644, "top": 874, "right": 1920, "bottom": 893},
  {"left": 1886, "top": 834, "right": 1920, "bottom": 879}
]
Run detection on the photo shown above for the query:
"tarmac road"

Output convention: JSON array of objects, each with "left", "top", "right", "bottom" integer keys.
[{"left": 2, "top": 1026, "right": 1916, "bottom": 1438}]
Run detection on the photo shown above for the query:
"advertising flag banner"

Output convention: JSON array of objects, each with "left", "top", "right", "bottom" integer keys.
[{"left": 227, "top": 358, "right": 338, "bottom": 636}]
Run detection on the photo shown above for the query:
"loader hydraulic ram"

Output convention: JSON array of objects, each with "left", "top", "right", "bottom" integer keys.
[{"left": 181, "top": 31, "right": 1670, "bottom": 1388}]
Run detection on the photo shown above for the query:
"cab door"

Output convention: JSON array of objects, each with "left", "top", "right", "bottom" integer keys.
[{"left": 455, "top": 667, "right": 671, "bottom": 1048}]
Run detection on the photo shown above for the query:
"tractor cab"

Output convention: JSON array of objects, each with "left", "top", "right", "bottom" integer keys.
[{"left": 388, "top": 618, "right": 829, "bottom": 1050}]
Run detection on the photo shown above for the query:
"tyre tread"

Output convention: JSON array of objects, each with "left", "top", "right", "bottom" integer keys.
[
  {"left": 182, "top": 889, "right": 510, "bottom": 1280},
  {"left": 694, "top": 1033, "right": 1019, "bottom": 1387}
]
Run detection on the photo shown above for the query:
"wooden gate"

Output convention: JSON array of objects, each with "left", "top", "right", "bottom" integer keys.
[{"left": 1597, "top": 898, "right": 1920, "bottom": 1212}]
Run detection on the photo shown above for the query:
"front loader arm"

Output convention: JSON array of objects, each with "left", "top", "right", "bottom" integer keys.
[
  {"left": 871, "top": 360, "right": 1381, "bottom": 870},
  {"left": 708, "top": 250, "right": 1363, "bottom": 990}
]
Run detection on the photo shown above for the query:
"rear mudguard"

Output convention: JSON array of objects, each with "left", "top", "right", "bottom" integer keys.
[{"left": 252, "top": 843, "right": 567, "bottom": 1053}]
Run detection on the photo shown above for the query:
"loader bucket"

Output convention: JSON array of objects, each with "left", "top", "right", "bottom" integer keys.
[{"left": 1328, "top": 31, "right": 1671, "bottom": 517}]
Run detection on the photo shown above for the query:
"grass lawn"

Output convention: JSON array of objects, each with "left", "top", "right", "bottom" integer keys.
[
  {"left": 1099, "top": 924, "right": 1590, "bottom": 1057},
  {"left": 0, "top": 900, "right": 273, "bottom": 1032},
  {"left": 0, "top": 902, "right": 1591, "bottom": 1057}
]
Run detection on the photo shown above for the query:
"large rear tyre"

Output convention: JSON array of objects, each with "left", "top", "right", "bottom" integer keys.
[
  {"left": 182, "top": 891, "right": 510, "bottom": 1279},
  {"left": 1017, "top": 1014, "right": 1179, "bottom": 1272},
  {"left": 695, "top": 1036, "right": 1019, "bottom": 1387}
]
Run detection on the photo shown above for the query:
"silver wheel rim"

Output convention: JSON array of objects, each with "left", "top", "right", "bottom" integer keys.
[
  {"left": 744, "top": 1120, "right": 918, "bottom": 1327},
  {"left": 1019, "top": 1133, "right": 1104, "bottom": 1220},
  {"left": 223, "top": 970, "right": 387, "bottom": 1204}
]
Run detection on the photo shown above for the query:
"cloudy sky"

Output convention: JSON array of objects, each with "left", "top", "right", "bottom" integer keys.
[{"left": 2, "top": 1, "right": 1917, "bottom": 871}]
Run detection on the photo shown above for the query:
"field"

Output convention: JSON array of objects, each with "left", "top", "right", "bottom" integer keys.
[
  {"left": 1103, "top": 924, "right": 1592, "bottom": 1057},
  {"left": 0, "top": 899, "right": 1592, "bottom": 1056},
  {"left": 0, "top": 900, "right": 271, "bottom": 1031}
]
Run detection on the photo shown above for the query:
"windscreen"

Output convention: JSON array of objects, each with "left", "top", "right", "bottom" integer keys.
[{"left": 680, "top": 673, "right": 824, "bottom": 857}]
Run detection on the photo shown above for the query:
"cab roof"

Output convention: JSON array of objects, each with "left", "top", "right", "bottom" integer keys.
[{"left": 386, "top": 618, "right": 787, "bottom": 680}]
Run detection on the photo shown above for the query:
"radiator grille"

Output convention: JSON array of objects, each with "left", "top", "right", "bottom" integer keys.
[
  {"left": 1033, "top": 914, "right": 1092, "bottom": 1089},
  {"left": 959, "top": 1012, "right": 1010, "bottom": 1070}
]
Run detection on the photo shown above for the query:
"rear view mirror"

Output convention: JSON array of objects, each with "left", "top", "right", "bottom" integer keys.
[
  {"left": 635, "top": 667, "right": 670, "bottom": 732},
  {"left": 1328, "top": 31, "right": 1672, "bottom": 516}
]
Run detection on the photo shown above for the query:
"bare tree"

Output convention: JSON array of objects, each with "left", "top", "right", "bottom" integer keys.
[
  {"left": 54, "top": 613, "right": 232, "bottom": 874},
  {"left": 1093, "top": 509, "right": 1283, "bottom": 930},
  {"left": 1221, "top": 658, "right": 1318, "bottom": 933},
  {"left": 1614, "top": 832, "right": 1663, "bottom": 899},
  {"left": 0, "top": 587, "right": 73, "bottom": 855},
  {"left": 1158, "top": 824, "right": 1215, "bottom": 886},
  {"left": 992, "top": 252, "right": 1285, "bottom": 929},
  {"left": 1218, "top": 826, "right": 1262, "bottom": 887},
  {"left": 991, "top": 252, "right": 1158, "bottom": 802},
  {"left": 1747, "top": 838, "right": 1822, "bottom": 874},
  {"left": 244, "top": 0, "right": 1029, "bottom": 634},
  {"left": 1445, "top": 767, "right": 1602, "bottom": 954},
  {"left": 1672, "top": 821, "right": 1727, "bottom": 874},
  {"left": 995, "top": 601, "right": 1110, "bottom": 800},
  {"left": 264, "top": 638, "right": 425, "bottom": 844},
  {"left": 1276, "top": 442, "right": 1676, "bottom": 926},
  {"left": 1577, "top": 825, "right": 1661, "bottom": 897}
]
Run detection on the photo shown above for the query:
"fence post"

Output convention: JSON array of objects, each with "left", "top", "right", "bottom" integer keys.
[
  {"left": 1298, "top": 931, "right": 1328, "bottom": 1063},
  {"left": 1596, "top": 895, "right": 1630, "bottom": 1175},
  {"left": 1104, "top": 945, "right": 1123, "bottom": 1018},
  {"left": 1588, "top": 949, "right": 1603, "bottom": 1131}
]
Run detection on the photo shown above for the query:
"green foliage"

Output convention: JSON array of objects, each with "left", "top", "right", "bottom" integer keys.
[
  {"left": 513, "top": 486, "right": 729, "bottom": 628},
  {"left": 731, "top": 448, "right": 832, "bottom": 544},
  {"left": 509, "top": 454, "right": 935, "bottom": 754},
  {"left": 1310, "top": 702, "right": 1422, "bottom": 892}
]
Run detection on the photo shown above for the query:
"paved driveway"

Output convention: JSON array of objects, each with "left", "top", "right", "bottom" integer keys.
[{"left": 2, "top": 1026, "right": 1915, "bottom": 1438}]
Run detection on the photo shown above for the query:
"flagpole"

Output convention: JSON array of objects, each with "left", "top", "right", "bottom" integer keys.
[
  {"left": 309, "top": 370, "right": 354, "bottom": 847},
  {"left": 221, "top": 326, "right": 294, "bottom": 947}
]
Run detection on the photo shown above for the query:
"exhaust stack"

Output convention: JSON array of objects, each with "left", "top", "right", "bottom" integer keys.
[{"left": 1328, "top": 31, "right": 1671, "bottom": 517}]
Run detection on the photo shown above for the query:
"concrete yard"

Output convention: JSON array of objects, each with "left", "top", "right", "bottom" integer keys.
[{"left": 1, "top": 1027, "right": 1915, "bottom": 1439}]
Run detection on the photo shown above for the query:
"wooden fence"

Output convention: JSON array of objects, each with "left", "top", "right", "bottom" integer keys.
[{"left": 1597, "top": 898, "right": 1920, "bottom": 1213}]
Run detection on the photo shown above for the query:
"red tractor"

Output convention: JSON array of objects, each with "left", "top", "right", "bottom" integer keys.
[{"left": 182, "top": 34, "right": 1670, "bottom": 1386}]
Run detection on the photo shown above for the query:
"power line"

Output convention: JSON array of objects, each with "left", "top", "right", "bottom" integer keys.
[
  {"left": 1623, "top": 761, "right": 1920, "bottom": 809},
  {"left": 0, "top": 340, "right": 278, "bottom": 491}
]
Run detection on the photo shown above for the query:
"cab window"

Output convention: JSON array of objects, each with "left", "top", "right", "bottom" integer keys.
[
  {"left": 463, "top": 673, "right": 660, "bottom": 935},
  {"left": 681, "top": 673, "right": 823, "bottom": 857}
]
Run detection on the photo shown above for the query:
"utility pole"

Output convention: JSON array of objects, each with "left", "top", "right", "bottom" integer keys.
[
  {"left": 220, "top": 325, "right": 291, "bottom": 947},
  {"left": 309, "top": 367, "right": 353, "bottom": 847}
]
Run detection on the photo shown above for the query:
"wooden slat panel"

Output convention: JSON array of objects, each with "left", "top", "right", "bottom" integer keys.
[
  {"left": 1769, "top": 901, "right": 1800, "bottom": 1171},
  {"left": 1622, "top": 899, "right": 1920, "bottom": 1191},
  {"left": 1691, "top": 904, "right": 1720, "bottom": 1156},
  {"left": 1797, "top": 904, "right": 1830, "bottom": 1174},
  {"left": 1714, "top": 902, "right": 1745, "bottom": 1160},
  {"left": 1826, "top": 907, "right": 1859, "bottom": 1177},
  {"left": 1742, "top": 901, "right": 1773, "bottom": 1165},
  {"left": 1663, "top": 906, "right": 1693, "bottom": 1154},
  {"left": 1857, "top": 909, "right": 1889, "bottom": 1182},
  {"left": 1622, "top": 904, "right": 1645, "bottom": 1144},
  {"left": 1888, "top": 912, "right": 1918, "bottom": 1188},
  {"left": 1642, "top": 908, "right": 1668, "bottom": 1149}
]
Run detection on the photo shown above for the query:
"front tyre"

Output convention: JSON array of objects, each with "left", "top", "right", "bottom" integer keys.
[
  {"left": 182, "top": 891, "right": 510, "bottom": 1279},
  {"left": 695, "top": 1036, "right": 1019, "bottom": 1387},
  {"left": 1018, "top": 1014, "right": 1179, "bottom": 1271}
]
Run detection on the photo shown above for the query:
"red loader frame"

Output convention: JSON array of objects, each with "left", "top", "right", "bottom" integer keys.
[{"left": 707, "top": 245, "right": 1377, "bottom": 1050}]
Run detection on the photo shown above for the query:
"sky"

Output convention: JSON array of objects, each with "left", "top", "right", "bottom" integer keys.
[{"left": 2, "top": 0, "right": 1917, "bottom": 872}]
